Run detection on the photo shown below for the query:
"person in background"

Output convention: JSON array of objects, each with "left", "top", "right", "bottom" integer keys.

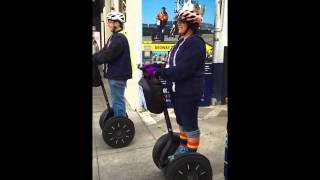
[{"left": 155, "top": 7, "right": 168, "bottom": 40}]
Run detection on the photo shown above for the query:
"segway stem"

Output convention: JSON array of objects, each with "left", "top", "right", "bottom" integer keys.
[
  {"left": 162, "top": 97, "right": 174, "bottom": 137},
  {"left": 96, "top": 64, "right": 111, "bottom": 110},
  {"left": 159, "top": 81, "right": 175, "bottom": 167}
]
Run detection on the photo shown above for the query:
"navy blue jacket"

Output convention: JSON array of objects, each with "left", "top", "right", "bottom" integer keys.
[
  {"left": 155, "top": 35, "right": 206, "bottom": 95},
  {"left": 93, "top": 32, "right": 132, "bottom": 80}
]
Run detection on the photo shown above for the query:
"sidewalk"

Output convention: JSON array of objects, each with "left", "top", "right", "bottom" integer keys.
[
  {"left": 137, "top": 105, "right": 228, "bottom": 180},
  {"left": 93, "top": 78, "right": 227, "bottom": 180}
]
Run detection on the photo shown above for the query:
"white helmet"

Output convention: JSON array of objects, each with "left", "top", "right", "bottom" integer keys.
[
  {"left": 178, "top": 10, "right": 202, "bottom": 25},
  {"left": 107, "top": 11, "right": 125, "bottom": 23},
  {"left": 178, "top": 1, "right": 203, "bottom": 25},
  {"left": 181, "top": 0, "right": 199, "bottom": 12}
]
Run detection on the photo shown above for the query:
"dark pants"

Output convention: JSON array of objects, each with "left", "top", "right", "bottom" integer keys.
[
  {"left": 171, "top": 92, "right": 202, "bottom": 132},
  {"left": 157, "top": 25, "right": 165, "bottom": 37}
]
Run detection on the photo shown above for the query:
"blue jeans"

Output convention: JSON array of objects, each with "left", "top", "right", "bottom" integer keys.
[{"left": 108, "top": 79, "right": 127, "bottom": 117}]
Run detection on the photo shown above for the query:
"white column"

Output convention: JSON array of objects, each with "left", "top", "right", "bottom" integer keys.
[
  {"left": 135, "top": 0, "right": 145, "bottom": 110},
  {"left": 123, "top": 0, "right": 145, "bottom": 111},
  {"left": 213, "top": 0, "right": 223, "bottom": 63},
  {"left": 215, "top": 0, "right": 227, "bottom": 62},
  {"left": 222, "top": 0, "right": 228, "bottom": 47}
]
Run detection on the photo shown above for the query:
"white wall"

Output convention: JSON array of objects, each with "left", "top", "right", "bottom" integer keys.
[
  {"left": 112, "top": 0, "right": 119, "bottom": 11},
  {"left": 101, "top": 0, "right": 112, "bottom": 48}
]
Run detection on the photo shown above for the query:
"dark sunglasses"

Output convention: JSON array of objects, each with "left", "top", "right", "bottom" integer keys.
[{"left": 177, "top": 20, "right": 187, "bottom": 25}]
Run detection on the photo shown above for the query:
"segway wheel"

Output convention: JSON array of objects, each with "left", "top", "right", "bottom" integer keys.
[
  {"left": 99, "top": 109, "right": 114, "bottom": 130},
  {"left": 152, "top": 133, "right": 180, "bottom": 169},
  {"left": 102, "top": 117, "right": 135, "bottom": 148},
  {"left": 164, "top": 153, "right": 213, "bottom": 180},
  {"left": 99, "top": 109, "right": 129, "bottom": 130}
]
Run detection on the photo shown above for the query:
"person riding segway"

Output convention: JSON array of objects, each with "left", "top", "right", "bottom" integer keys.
[
  {"left": 92, "top": 11, "right": 135, "bottom": 148},
  {"left": 140, "top": 3, "right": 213, "bottom": 180}
]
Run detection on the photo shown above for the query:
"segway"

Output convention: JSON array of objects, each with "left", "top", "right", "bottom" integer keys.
[
  {"left": 138, "top": 65, "right": 213, "bottom": 180},
  {"left": 94, "top": 64, "right": 135, "bottom": 148}
]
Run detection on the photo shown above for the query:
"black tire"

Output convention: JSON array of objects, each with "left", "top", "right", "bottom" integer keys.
[
  {"left": 102, "top": 117, "right": 135, "bottom": 148},
  {"left": 164, "top": 153, "right": 213, "bottom": 180},
  {"left": 99, "top": 109, "right": 114, "bottom": 130},
  {"left": 152, "top": 133, "right": 180, "bottom": 169}
]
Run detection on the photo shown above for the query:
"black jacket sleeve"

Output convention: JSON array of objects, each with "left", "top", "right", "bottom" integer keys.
[
  {"left": 155, "top": 40, "right": 205, "bottom": 82},
  {"left": 92, "top": 37, "right": 123, "bottom": 65}
]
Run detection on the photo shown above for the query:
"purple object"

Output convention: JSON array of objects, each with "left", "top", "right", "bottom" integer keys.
[{"left": 144, "top": 64, "right": 159, "bottom": 76}]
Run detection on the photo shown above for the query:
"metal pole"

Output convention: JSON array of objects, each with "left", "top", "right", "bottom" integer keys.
[{"left": 162, "top": 98, "right": 173, "bottom": 136}]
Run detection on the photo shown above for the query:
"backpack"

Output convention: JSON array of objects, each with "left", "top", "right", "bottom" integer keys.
[{"left": 138, "top": 76, "right": 164, "bottom": 114}]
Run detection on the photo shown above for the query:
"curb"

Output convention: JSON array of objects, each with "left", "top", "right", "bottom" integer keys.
[{"left": 133, "top": 108, "right": 165, "bottom": 140}]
